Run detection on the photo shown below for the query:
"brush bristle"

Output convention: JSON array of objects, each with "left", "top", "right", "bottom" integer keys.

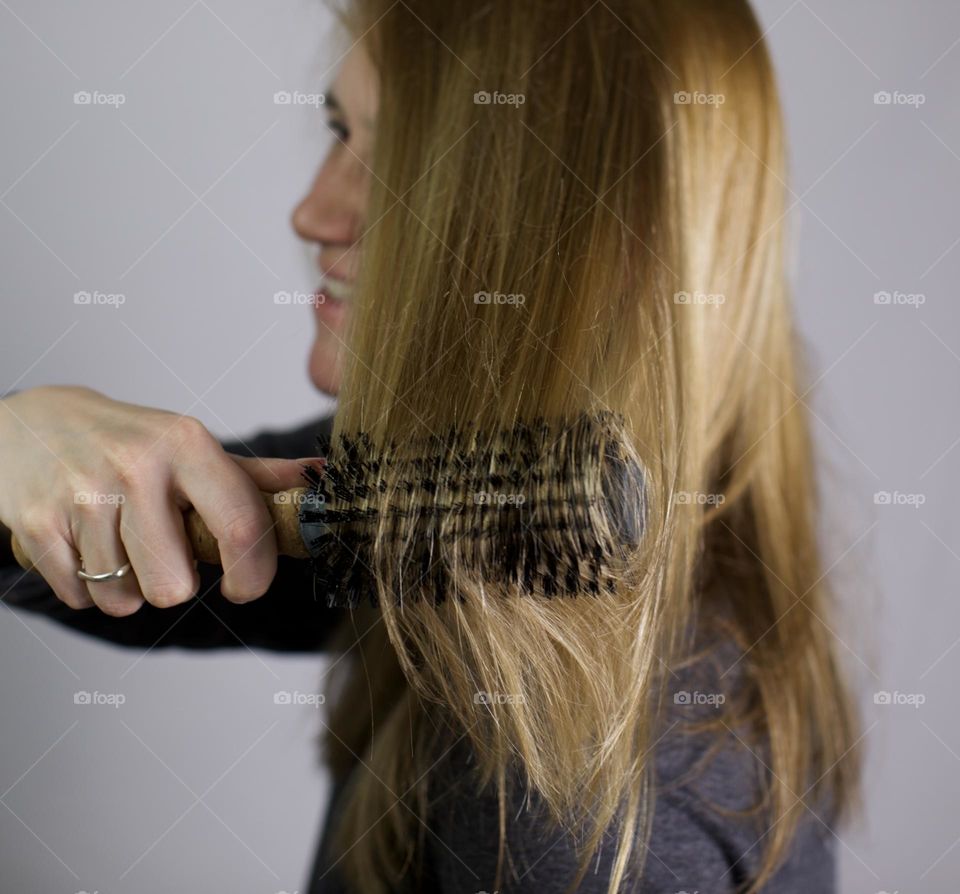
[{"left": 298, "top": 411, "right": 647, "bottom": 608}]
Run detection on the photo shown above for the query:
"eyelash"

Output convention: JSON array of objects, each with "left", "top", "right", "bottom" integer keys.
[{"left": 326, "top": 120, "right": 349, "bottom": 143}]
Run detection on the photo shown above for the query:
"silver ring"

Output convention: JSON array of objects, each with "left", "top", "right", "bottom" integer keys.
[{"left": 77, "top": 561, "right": 132, "bottom": 582}]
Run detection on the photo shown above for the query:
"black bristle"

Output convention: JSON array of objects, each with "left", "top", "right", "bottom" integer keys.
[
  {"left": 299, "top": 411, "right": 646, "bottom": 607},
  {"left": 565, "top": 558, "right": 580, "bottom": 593}
]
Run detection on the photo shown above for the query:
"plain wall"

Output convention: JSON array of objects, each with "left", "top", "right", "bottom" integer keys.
[{"left": 1, "top": 1, "right": 958, "bottom": 891}]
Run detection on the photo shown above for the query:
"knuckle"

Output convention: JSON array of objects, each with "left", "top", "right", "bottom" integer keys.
[
  {"left": 55, "top": 588, "right": 93, "bottom": 611},
  {"left": 221, "top": 576, "right": 269, "bottom": 604},
  {"left": 108, "top": 415, "right": 210, "bottom": 477},
  {"left": 172, "top": 414, "right": 211, "bottom": 445},
  {"left": 220, "top": 509, "right": 268, "bottom": 554},
  {"left": 95, "top": 598, "right": 142, "bottom": 618},
  {"left": 113, "top": 460, "right": 152, "bottom": 493},
  {"left": 139, "top": 574, "right": 195, "bottom": 608},
  {"left": 104, "top": 434, "right": 156, "bottom": 477},
  {"left": 16, "top": 507, "right": 59, "bottom": 544},
  {"left": 110, "top": 444, "right": 168, "bottom": 492},
  {"left": 221, "top": 562, "right": 275, "bottom": 603}
]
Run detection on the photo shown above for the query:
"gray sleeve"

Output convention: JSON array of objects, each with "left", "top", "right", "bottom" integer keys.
[{"left": 0, "top": 414, "right": 342, "bottom": 653}]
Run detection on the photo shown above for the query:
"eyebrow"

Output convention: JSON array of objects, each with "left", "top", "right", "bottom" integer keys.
[{"left": 324, "top": 88, "right": 374, "bottom": 129}]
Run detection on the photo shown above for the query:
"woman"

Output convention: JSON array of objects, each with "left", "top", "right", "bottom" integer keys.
[{"left": 1, "top": 0, "right": 860, "bottom": 891}]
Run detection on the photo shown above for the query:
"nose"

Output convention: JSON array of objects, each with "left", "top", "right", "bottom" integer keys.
[{"left": 290, "top": 154, "right": 365, "bottom": 272}]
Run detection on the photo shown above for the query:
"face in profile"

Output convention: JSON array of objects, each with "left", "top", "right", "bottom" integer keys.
[{"left": 290, "top": 41, "right": 377, "bottom": 397}]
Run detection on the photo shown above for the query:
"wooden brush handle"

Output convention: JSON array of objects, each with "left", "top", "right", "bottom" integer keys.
[{"left": 10, "top": 487, "right": 310, "bottom": 574}]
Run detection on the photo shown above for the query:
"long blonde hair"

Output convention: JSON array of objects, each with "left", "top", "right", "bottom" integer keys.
[{"left": 316, "top": 1, "right": 860, "bottom": 891}]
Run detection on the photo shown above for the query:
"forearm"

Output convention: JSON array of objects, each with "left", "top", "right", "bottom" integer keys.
[{"left": 1, "top": 555, "right": 332, "bottom": 652}]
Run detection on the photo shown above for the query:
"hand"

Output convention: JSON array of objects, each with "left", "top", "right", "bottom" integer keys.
[{"left": 0, "top": 385, "right": 309, "bottom": 616}]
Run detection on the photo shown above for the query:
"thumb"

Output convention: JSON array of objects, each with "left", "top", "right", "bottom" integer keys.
[{"left": 228, "top": 454, "right": 324, "bottom": 493}]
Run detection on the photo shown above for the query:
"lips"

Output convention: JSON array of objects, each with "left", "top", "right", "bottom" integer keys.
[{"left": 312, "top": 277, "right": 351, "bottom": 328}]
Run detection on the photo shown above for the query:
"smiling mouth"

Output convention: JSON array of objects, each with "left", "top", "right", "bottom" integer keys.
[{"left": 317, "top": 277, "right": 353, "bottom": 305}]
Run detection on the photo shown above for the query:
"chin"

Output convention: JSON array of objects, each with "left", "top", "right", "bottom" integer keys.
[{"left": 308, "top": 330, "right": 344, "bottom": 396}]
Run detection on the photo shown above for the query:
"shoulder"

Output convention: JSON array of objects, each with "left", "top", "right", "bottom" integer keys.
[{"left": 425, "top": 630, "right": 836, "bottom": 893}]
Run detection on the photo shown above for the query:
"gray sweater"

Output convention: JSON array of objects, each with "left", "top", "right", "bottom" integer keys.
[{"left": 0, "top": 414, "right": 837, "bottom": 893}]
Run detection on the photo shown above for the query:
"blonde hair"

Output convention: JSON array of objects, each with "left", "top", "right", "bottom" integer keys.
[{"left": 316, "top": 1, "right": 860, "bottom": 891}]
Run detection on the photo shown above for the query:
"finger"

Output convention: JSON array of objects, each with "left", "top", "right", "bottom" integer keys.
[
  {"left": 73, "top": 500, "right": 145, "bottom": 617},
  {"left": 16, "top": 520, "right": 95, "bottom": 610},
  {"left": 173, "top": 450, "right": 279, "bottom": 603},
  {"left": 229, "top": 455, "right": 323, "bottom": 493},
  {"left": 119, "top": 483, "right": 199, "bottom": 610}
]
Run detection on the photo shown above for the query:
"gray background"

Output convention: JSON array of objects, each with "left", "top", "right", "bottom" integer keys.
[{"left": 0, "top": 1, "right": 957, "bottom": 891}]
